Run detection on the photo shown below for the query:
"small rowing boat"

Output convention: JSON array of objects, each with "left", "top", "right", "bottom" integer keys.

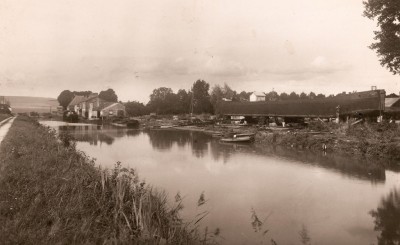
[
  {"left": 220, "top": 136, "right": 253, "bottom": 143},
  {"left": 234, "top": 132, "right": 256, "bottom": 137},
  {"left": 212, "top": 132, "right": 223, "bottom": 138}
]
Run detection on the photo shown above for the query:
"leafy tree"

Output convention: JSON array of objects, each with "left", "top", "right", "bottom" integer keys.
[
  {"left": 57, "top": 90, "right": 75, "bottom": 109},
  {"left": 300, "top": 92, "right": 308, "bottom": 100},
  {"left": 289, "top": 92, "right": 300, "bottom": 100},
  {"left": 147, "top": 87, "right": 179, "bottom": 114},
  {"left": 280, "top": 92, "right": 290, "bottom": 100},
  {"left": 316, "top": 93, "right": 326, "bottom": 99},
  {"left": 176, "top": 89, "right": 191, "bottom": 114},
  {"left": 99, "top": 88, "right": 118, "bottom": 102},
  {"left": 265, "top": 91, "right": 279, "bottom": 101},
  {"left": 309, "top": 92, "right": 316, "bottom": 99},
  {"left": 210, "top": 85, "right": 224, "bottom": 113},
  {"left": 164, "top": 92, "right": 180, "bottom": 114},
  {"left": 223, "top": 83, "right": 235, "bottom": 100},
  {"left": 72, "top": 91, "right": 92, "bottom": 96},
  {"left": 191, "top": 80, "right": 213, "bottom": 114},
  {"left": 231, "top": 91, "right": 241, "bottom": 102},
  {"left": 125, "top": 101, "right": 147, "bottom": 117},
  {"left": 210, "top": 83, "right": 240, "bottom": 113},
  {"left": 363, "top": 0, "right": 400, "bottom": 74},
  {"left": 238, "top": 91, "right": 251, "bottom": 101}
]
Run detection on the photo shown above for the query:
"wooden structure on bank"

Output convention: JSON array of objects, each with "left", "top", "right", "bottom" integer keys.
[
  {"left": 0, "top": 104, "right": 12, "bottom": 114},
  {"left": 218, "top": 90, "right": 386, "bottom": 119}
]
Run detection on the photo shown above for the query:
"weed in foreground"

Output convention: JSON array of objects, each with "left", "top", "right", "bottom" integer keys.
[{"left": 0, "top": 116, "right": 217, "bottom": 244}]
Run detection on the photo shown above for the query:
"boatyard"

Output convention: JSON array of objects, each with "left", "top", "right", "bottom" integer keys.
[{"left": 1, "top": 0, "right": 400, "bottom": 244}]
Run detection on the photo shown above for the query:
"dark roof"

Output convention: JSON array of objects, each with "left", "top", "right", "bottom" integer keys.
[
  {"left": 251, "top": 92, "right": 266, "bottom": 97},
  {"left": 68, "top": 93, "right": 100, "bottom": 107},
  {"left": 219, "top": 90, "right": 386, "bottom": 117},
  {"left": 68, "top": 95, "right": 86, "bottom": 106}
]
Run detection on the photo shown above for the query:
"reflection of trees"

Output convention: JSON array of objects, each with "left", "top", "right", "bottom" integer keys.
[
  {"left": 209, "top": 140, "right": 253, "bottom": 163},
  {"left": 59, "top": 124, "right": 389, "bottom": 183},
  {"left": 146, "top": 130, "right": 184, "bottom": 150},
  {"left": 126, "top": 129, "right": 141, "bottom": 137},
  {"left": 190, "top": 132, "right": 209, "bottom": 158},
  {"left": 253, "top": 145, "right": 386, "bottom": 183},
  {"left": 145, "top": 130, "right": 210, "bottom": 158},
  {"left": 58, "top": 125, "right": 125, "bottom": 145},
  {"left": 370, "top": 188, "right": 400, "bottom": 245}
]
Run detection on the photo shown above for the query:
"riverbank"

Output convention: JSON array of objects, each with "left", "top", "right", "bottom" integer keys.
[
  {"left": 254, "top": 121, "right": 400, "bottom": 161},
  {"left": 161, "top": 121, "right": 400, "bottom": 162},
  {"left": 0, "top": 116, "right": 215, "bottom": 244}
]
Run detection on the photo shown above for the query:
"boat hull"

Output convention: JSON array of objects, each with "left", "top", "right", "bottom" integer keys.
[{"left": 220, "top": 136, "right": 253, "bottom": 143}]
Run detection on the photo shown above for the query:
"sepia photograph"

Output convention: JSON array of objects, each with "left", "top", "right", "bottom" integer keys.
[{"left": 0, "top": 0, "right": 399, "bottom": 244}]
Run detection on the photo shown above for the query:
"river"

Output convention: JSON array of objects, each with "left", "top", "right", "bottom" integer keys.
[{"left": 42, "top": 121, "right": 400, "bottom": 245}]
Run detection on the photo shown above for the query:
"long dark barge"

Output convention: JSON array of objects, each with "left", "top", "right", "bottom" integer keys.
[{"left": 218, "top": 90, "right": 386, "bottom": 119}]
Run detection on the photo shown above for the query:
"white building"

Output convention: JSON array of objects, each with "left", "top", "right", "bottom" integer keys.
[{"left": 249, "top": 92, "right": 266, "bottom": 102}]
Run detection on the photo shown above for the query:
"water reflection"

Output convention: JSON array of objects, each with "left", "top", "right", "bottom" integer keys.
[
  {"left": 211, "top": 139, "right": 386, "bottom": 183},
  {"left": 54, "top": 124, "right": 389, "bottom": 183},
  {"left": 209, "top": 140, "right": 248, "bottom": 163},
  {"left": 146, "top": 130, "right": 210, "bottom": 158},
  {"left": 370, "top": 188, "right": 400, "bottom": 245},
  {"left": 41, "top": 121, "right": 400, "bottom": 245},
  {"left": 58, "top": 125, "right": 140, "bottom": 146},
  {"left": 253, "top": 146, "right": 386, "bottom": 183}
]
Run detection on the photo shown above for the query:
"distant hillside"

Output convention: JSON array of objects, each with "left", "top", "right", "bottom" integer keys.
[{"left": 4, "top": 96, "right": 59, "bottom": 113}]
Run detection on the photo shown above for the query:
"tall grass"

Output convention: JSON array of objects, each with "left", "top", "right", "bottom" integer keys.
[{"left": 0, "top": 116, "right": 214, "bottom": 244}]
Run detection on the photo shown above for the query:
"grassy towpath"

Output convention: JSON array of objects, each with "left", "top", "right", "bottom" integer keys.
[
  {"left": 0, "top": 114, "right": 12, "bottom": 123},
  {"left": 0, "top": 116, "right": 216, "bottom": 244},
  {"left": 0, "top": 116, "right": 14, "bottom": 144}
]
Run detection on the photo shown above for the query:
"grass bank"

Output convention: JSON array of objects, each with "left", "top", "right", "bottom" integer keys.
[{"left": 0, "top": 116, "right": 214, "bottom": 244}]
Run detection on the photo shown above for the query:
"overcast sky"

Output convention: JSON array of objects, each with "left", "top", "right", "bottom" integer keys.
[{"left": 0, "top": 0, "right": 399, "bottom": 102}]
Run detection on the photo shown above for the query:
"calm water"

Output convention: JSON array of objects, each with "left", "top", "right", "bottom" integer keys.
[{"left": 42, "top": 121, "right": 400, "bottom": 245}]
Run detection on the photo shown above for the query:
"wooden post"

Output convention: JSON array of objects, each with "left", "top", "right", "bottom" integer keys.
[{"left": 335, "top": 105, "right": 340, "bottom": 124}]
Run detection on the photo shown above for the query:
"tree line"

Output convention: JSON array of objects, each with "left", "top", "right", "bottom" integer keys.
[
  {"left": 57, "top": 89, "right": 119, "bottom": 109},
  {"left": 124, "top": 80, "right": 337, "bottom": 117},
  {"left": 57, "top": 80, "right": 343, "bottom": 117}
]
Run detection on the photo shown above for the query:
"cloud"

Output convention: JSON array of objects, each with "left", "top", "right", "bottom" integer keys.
[
  {"left": 258, "top": 56, "right": 352, "bottom": 81},
  {"left": 202, "top": 56, "right": 248, "bottom": 77},
  {"left": 132, "top": 55, "right": 251, "bottom": 78},
  {"left": 284, "top": 40, "right": 296, "bottom": 55}
]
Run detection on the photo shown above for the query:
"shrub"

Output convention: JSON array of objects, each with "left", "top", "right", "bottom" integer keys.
[{"left": 63, "top": 112, "right": 79, "bottom": 123}]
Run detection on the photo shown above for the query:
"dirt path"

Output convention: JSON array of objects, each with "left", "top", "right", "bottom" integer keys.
[{"left": 0, "top": 117, "right": 15, "bottom": 144}]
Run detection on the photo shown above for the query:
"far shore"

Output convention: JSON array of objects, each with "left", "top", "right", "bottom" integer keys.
[{"left": 36, "top": 116, "right": 400, "bottom": 163}]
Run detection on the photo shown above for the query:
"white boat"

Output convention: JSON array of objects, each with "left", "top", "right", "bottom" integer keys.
[
  {"left": 234, "top": 132, "right": 256, "bottom": 137},
  {"left": 220, "top": 136, "right": 253, "bottom": 143}
]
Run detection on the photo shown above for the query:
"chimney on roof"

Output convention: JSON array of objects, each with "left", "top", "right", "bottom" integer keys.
[{"left": 371, "top": 86, "right": 377, "bottom": 90}]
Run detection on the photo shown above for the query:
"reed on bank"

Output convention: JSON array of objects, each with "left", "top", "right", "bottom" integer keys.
[
  {"left": 0, "top": 116, "right": 213, "bottom": 244},
  {"left": 255, "top": 121, "right": 400, "bottom": 161}
]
